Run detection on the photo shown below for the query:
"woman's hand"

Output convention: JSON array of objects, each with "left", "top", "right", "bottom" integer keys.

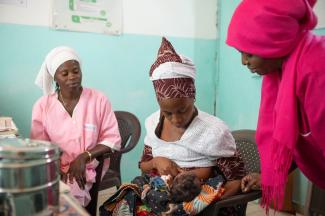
[
  {"left": 241, "top": 173, "right": 261, "bottom": 192},
  {"left": 152, "top": 157, "right": 180, "bottom": 177},
  {"left": 67, "top": 153, "right": 89, "bottom": 190},
  {"left": 60, "top": 169, "right": 68, "bottom": 183}
]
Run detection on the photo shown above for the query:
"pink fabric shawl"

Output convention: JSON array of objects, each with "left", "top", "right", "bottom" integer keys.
[{"left": 226, "top": 0, "right": 320, "bottom": 211}]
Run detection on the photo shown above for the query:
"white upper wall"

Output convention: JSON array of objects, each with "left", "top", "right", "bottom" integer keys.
[
  {"left": 123, "top": 0, "right": 217, "bottom": 39},
  {"left": 0, "top": 0, "right": 51, "bottom": 27},
  {"left": 0, "top": 0, "right": 217, "bottom": 39}
]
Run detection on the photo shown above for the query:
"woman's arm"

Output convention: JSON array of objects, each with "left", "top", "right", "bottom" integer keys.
[
  {"left": 140, "top": 159, "right": 155, "bottom": 173},
  {"left": 30, "top": 99, "right": 50, "bottom": 141},
  {"left": 222, "top": 179, "right": 241, "bottom": 199},
  {"left": 242, "top": 162, "right": 296, "bottom": 193},
  {"left": 139, "top": 145, "right": 155, "bottom": 173},
  {"left": 139, "top": 144, "right": 180, "bottom": 177},
  {"left": 140, "top": 157, "right": 180, "bottom": 177},
  {"left": 215, "top": 151, "right": 247, "bottom": 198},
  {"left": 181, "top": 167, "right": 212, "bottom": 180},
  {"left": 84, "top": 144, "right": 113, "bottom": 159},
  {"left": 68, "top": 96, "right": 121, "bottom": 189},
  {"left": 68, "top": 144, "right": 112, "bottom": 189}
]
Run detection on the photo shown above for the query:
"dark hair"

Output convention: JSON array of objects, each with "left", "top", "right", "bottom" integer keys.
[
  {"left": 55, "top": 82, "right": 60, "bottom": 92},
  {"left": 169, "top": 173, "right": 201, "bottom": 203}
]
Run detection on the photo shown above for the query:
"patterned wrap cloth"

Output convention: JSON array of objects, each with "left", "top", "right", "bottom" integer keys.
[{"left": 99, "top": 174, "right": 225, "bottom": 216}]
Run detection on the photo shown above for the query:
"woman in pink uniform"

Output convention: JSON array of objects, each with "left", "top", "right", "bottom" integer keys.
[
  {"left": 226, "top": 0, "right": 325, "bottom": 211},
  {"left": 30, "top": 46, "right": 121, "bottom": 206}
]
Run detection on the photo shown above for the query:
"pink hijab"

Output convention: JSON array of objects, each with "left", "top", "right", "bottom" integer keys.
[{"left": 226, "top": 0, "right": 318, "bottom": 211}]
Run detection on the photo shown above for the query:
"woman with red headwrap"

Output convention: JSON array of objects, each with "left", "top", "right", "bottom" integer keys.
[
  {"left": 226, "top": 0, "right": 325, "bottom": 211},
  {"left": 100, "top": 38, "right": 247, "bottom": 216},
  {"left": 140, "top": 36, "right": 244, "bottom": 194},
  {"left": 137, "top": 37, "right": 247, "bottom": 215}
]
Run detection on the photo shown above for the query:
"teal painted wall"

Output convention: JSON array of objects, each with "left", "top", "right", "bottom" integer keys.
[
  {"left": 0, "top": 23, "right": 217, "bottom": 182},
  {"left": 2, "top": 1, "right": 324, "bottom": 208},
  {"left": 216, "top": 0, "right": 261, "bottom": 130},
  {"left": 216, "top": 0, "right": 325, "bottom": 207}
]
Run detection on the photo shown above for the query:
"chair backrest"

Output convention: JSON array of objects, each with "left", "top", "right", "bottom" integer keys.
[
  {"left": 86, "top": 111, "right": 141, "bottom": 216},
  {"left": 232, "top": 129, "right": 260, "bottom": 173},
  {"left": 109, "top": 111, "right": 142, "bottom": 182},
  {"left": 199, "top": 129, "right": 261, "bottom": 216}
]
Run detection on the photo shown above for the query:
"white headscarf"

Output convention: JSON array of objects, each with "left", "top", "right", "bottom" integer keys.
[
  {"left": 149, "top": 55, "right": 196, "bottom": 81},
  {"left": 35, "top": 46, "right": 81, "bottom": 95}
]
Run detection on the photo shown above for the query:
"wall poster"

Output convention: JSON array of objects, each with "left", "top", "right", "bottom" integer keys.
[{"left": 52, "top": 0, "right": 122, "bottom": 35}]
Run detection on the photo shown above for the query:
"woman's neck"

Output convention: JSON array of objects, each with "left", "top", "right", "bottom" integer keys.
[
  {"left": 156, "top": 107, "right": 198, "bottom": 141},
  {"left": 60, "top": 87, "right": 82, "bottom": 100},
  {"left": 58, "top": 87, "right": 83, "bottom": 117}
]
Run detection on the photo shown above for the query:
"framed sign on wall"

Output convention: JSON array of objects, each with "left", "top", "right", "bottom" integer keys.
[{"left": 52, "top": 0, "right": 122, "bottom": 35}]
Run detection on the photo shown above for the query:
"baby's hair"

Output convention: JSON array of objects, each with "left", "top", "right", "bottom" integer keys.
[{"left": 169, "top": 173, "right": 201, "bottom": 203}]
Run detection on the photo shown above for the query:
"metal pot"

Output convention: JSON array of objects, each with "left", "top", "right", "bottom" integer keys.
[{"left": 0, "top": 138, "right": 60, "bottom": 216}]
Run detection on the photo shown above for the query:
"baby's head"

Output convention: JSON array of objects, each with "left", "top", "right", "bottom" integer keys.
[{"left": 169, "top": 172, "right": 201, "bottom": 203}]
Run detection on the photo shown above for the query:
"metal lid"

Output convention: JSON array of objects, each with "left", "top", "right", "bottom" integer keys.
[{"left": 0, "top": 138, "right": 60, "bottom": 160}]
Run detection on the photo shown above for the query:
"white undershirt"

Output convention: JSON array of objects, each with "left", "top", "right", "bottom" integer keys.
[{"left": 144, "top": 109, "right": 236, "bottom": 168}]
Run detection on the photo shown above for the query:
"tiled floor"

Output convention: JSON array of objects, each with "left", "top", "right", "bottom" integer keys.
[{"left": 246, "top": 202, "right": 303, "bottom": 216}]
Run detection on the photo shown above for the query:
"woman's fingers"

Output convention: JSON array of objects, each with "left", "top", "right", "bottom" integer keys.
[
  {"left": 68, "top": 171, "right": 74, "bottom": 184},
  {"left": 68, "top": 169, "right": 86, "bottom": 190},
  {"left": 177, "top": 167, "right": 184, "bottom": 173},
  {"left": 159, "top": 167, "right": 178, "bottom": 177},
  {"left": 244, "top": 178, "right": 256, "bottom": 192},
  {"left": 241, "top": 176, "right": 247, "bottom": 191},
  {"left": 154, "top": 157, "right": 180, "bottom": 177},
  {"left": 250, "top": 173, "right": 261, "bottom": 190},
  {"left": 80, "top": 172, "right": 86, "bottom": 189},
  {"left": 77, "top": 174, "right": 85, "bottom": 190},
  {"left": 170, "top": 166, "right": 180, "bottom": 177},
  {"left": 161, "top": 163, "right": 179, "bottom": 177},
  {"left": 67, "top": 156, "right": 88, "bottom": 190},
  {"left": 61, "top": 172, "right": 68, "bottom": 183},
  {"left": 241, "top": 173, "right": 261, "bottom": 192},
  {"left": 241, "top": 175, "right": 252, "bottom": 192}
]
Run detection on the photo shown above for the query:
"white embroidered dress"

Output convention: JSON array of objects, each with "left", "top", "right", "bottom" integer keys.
[{"left": 144, "top": 110, "right": 236, "bottom": 168}]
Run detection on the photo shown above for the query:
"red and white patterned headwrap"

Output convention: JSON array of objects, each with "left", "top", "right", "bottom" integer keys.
[{"left": 149, "top": 37, "right": 196, "bottom": 101}]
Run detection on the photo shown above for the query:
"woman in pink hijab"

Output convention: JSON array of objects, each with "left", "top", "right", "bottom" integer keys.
[{"left": 226, "top": 0, "right": 325, "bottom": 211}]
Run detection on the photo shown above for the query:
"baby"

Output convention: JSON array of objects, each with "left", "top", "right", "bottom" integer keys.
[
  {"left": 141, "top": 172, "right": 202, "bottom": 215},
  {"left": 169, "top": 172, "right": 202, "bottom": 203},
  {"left": 142, "top": 173, "right": 201, "bottom": 202}
]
